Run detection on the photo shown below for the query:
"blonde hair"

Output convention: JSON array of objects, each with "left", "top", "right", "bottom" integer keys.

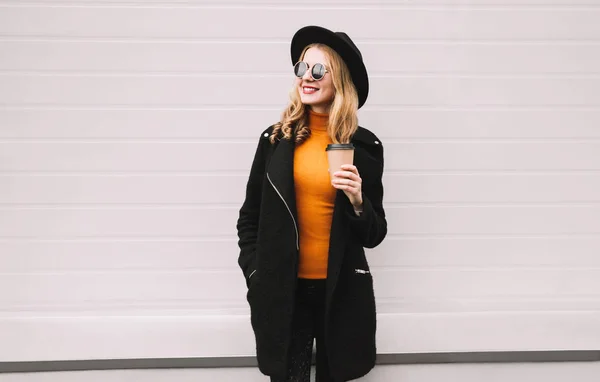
[{"left": 270, "top": 43, "right": 359, "bottom": 145}]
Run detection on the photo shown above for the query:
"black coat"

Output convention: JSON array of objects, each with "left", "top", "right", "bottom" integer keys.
[{"left": 237, "top": 124, "right": 387, "bottom": 381}]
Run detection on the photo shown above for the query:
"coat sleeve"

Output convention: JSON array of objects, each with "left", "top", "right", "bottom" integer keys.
[
  {"left": 344, "top": 142, "right": 387, "bottom": 249},
  {"left": 236, "top": 130, "right": 269, "bottom": 287}
]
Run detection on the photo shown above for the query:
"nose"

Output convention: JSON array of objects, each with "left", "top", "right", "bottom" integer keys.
[{"left": 302, "top": 67, "right": 312, "bottom": 81}]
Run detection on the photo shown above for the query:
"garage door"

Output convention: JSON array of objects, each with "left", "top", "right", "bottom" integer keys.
[{"left": 1, "top": 0, "right": 599, "bottom": 370}]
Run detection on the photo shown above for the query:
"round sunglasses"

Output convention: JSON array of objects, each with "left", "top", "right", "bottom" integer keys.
[{"left": 294, "top": 61, "right": 329, "bottom": 81}]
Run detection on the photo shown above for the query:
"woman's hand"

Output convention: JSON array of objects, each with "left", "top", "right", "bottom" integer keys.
[{"left": 332, "top": 164, "right": 363, "bottom": 209}]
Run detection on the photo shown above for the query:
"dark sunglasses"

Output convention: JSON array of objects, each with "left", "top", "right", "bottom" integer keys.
[{"left": 293, "top": 61, "right": 329, "bottom": 81}]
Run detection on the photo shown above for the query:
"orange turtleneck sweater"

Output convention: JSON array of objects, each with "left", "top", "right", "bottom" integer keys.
[{"left": 294, "top": 109, "right": 337, "bottom": 279}]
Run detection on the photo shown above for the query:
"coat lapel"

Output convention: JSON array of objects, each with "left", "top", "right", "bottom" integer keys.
[{"left": 266, "top": 137, "right": 298, "bottom": 226}]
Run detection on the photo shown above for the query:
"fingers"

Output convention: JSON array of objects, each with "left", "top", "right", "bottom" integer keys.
[
  {"left": 333, "top": 169, "right": 361, "bottom": 183},
  {"left": 332, "top": 165, "right": 362, "bottom": 202},
  {"left": 340, "top": 164, "right": 358, "bottom": 174},
  {"left": 332, "top": 178, "right": 360, "bottom": 190}
]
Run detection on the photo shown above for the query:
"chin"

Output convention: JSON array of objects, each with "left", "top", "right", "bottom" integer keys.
[{"left": 300, "top": 96, "right": 320, "bottom": 106}]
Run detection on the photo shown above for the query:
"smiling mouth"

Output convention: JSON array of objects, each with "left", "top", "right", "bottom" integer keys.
[{"left": 302, "top": 86, "right": 319, "bottom": 94}]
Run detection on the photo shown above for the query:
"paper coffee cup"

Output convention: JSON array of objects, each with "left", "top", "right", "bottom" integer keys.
[{"left": 326, "top": 143, "right": 355, "bottom": 182}]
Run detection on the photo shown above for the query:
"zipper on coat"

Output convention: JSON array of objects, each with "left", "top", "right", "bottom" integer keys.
[
  {"left": 248, "top": 269, "right": 257, "bottom": 279},
  {"left": 355, "top": 268, "right": 370, "bottom": 274},
  {"left": 267, "top": 172, "right": 300, "bottom": 250}
]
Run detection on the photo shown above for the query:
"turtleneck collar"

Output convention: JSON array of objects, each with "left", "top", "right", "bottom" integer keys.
[{"left": 307, "top": 108, "right": 329, "bottom": 132}]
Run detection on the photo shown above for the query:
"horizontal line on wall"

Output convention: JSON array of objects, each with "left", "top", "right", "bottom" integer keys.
[
  {"left": 7, "top": 268, "right": 600, "bottom": 276},
  {"left": 0, "top": 138, "right": 260, "bottom": 143},
  {"left": 4, "top": 311, "right": 600, "bottom": 321},
  {"left": 0, "top": 0, "right": 594, "bottom": 4},
  {"left": 2, "top": 2, "right": 600, "bottom": 10},
  {"left": 1, "top": 137, "right": 600, "bottom": 144},
  {"left": 372, "top": 266, "right": 600, "bottom": 272},
  {"left": 376, "top": 350, "right": 600, "bottom": 364},
  {"left": 4, "top": 266, "right": 600, "bottom": 276},
  {"left": 0, "top": 203, "right": 241, "bottom": 210},
  {"left": 0, "top": 171, "right": 252, "bottom": 176},
  {"left": 387, "top": 233, "right": 600, "bottom": 239},
  {"left": 1, "top": 137, "right": 600, "bottom": 143},
  {"left": 2, "top": 105, "right": 600, "bottom": 112},
  {"left": 2, "top": 202, "right": 600, "bottom": 209},
  {"left": 1, "top": 351, "right": 599, "bottom": 373},
  {"left": 375, "top": 296, "right": 600, "bottom": 303},
  {"left": 0, "top": 298, "right": 249, "bottom": 309},
  {"left": 383, "top": 169, "right": 600, "bottom": 175},
  {"left": 384, "top": 202, "right": 600, "bottom": 207},
  {"left": 0, "top": 105, "right": 284, "bottom": 111},
  {"left": 366, "top": 137, "right": 600, "bottom": 142},
  {"left": 5, "top": 70, "right": 600, "bottom": 79},
  {"left": 0, "top": 104, "right": 289, "bottom": 110},
  {"left": 2, "top": 170, "right": 600, "bottom": 177},
  {"left": 2, "top": 311, "right": 600, "bottom": 324},
  {"left": 0, "top": 71, "right": 295, "bottom": 78},
  {"left": 0, "top": 269, "right": 236, "bottom": 275},
  {"left": 3, "top": 298, "right": 600, "bottom": 315},
  {"left": 6, "top": 295, "right": 600, "bottom": 307},
  {"left": 0, "top": 234, "right": 598, "bottom": 243},
  {"left": 0, "top": 308, "right": 250, "bottom": 317},
  {"left": 0, "top": 236, "right": 239, "bottom": 242},
  {"left": 3, "top": 36, "right": 600, "bottom": 44},
  {"left": 2, "top": 137, "right": 600, "bottom": 142},
  {"left": 1, "top": 233, "right": 600, "bottom": 242},
  {"left": 89, "top": 306, "right": 600, "bottom": 317}
]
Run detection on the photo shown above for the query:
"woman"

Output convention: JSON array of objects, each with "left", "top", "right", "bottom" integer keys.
[{"left": 237, "top": 25, "right": 387, "bottom": 381}]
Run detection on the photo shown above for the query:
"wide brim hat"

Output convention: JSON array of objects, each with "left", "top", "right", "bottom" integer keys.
[{"left": 290, "top": 25, "right": 369, "bottom": 109}]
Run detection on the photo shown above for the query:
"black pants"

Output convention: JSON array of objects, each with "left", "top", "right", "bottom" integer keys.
[{"left": 270, "top": 278, "right": 335, "bottom": 382}]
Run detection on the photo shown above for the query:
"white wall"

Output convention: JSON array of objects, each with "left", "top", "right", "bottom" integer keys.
[{"left": 1, "top": 0, "right": 599, "bottom": 378}]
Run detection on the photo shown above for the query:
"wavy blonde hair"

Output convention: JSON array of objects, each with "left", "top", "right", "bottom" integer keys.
[{"left": 270, "top": 43, "right": 359, "bottom": 145}]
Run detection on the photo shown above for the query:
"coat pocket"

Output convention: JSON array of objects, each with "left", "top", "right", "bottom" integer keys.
[
  {"left": 246, "top": 270, "right": 258, "bottom": 302},
  {"left": 248, "top": 269, "right": 257, "bottom": 280}
]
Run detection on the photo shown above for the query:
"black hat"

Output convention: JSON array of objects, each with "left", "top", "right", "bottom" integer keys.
[{"left": 291, "top": 26, "right": 369, "bottom": 109}]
